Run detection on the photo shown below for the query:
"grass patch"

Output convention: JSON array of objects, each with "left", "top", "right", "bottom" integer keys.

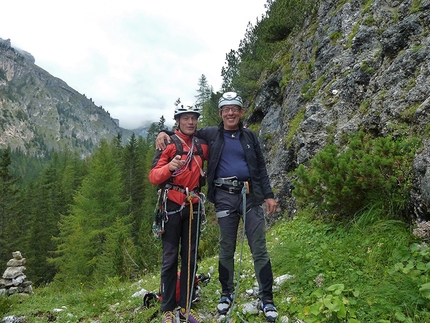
[
  {"left": 286, "top": 109, "right": 305, "bottom": 146},
  {"left": 2, "top": 208, "right": 430, "bottom": 322},
  {"left": 269, "top": 209, "right": 430, "bottom": 322}
]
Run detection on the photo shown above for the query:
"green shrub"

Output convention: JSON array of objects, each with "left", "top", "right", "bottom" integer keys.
[{"left": 292, "top": 131, "right": 420, "bottom": 217}]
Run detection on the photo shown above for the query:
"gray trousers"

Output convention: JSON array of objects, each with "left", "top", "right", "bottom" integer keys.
[{"left": 215, "top": 188, "right": 274, "bottom": 303}]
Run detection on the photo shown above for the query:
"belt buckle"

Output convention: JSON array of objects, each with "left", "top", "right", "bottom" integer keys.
[{"left": 228, "top": 187, "right": 236, "bottom": 194}]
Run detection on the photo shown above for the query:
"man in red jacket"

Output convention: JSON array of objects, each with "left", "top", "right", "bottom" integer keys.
[{"left": 149, "top": 101, "right": 208, "bottom": 323}]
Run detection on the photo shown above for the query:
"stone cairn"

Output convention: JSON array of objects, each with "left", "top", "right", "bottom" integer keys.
[{"left": 0, "top": 251, "right": 33, "bottom": 296}]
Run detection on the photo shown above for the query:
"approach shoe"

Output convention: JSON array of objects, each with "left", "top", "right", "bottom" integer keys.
[
  {"left": 259, "top": 301, "right": 278, "bottom": 322},
  {"left": 162, "top": 311, "right": 175, "bottom": 323},
  {"left": 179, "top": 307, "right": 204, "bottom": 323},
  {"left": 217, "top": 293, "right": 232, "bottom": 315}
]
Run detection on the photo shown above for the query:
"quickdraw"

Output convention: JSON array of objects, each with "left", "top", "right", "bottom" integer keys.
[{"left": 152, "top": 189, "right": 166, "bottom": 237}]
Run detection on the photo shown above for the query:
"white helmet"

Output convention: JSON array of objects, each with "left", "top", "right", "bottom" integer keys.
[
  {"left": 218, "top": 92, "right": 243, "bottom": 109},
  {"left": 174, "top": 101, "right": 201, "bottom": 119}
]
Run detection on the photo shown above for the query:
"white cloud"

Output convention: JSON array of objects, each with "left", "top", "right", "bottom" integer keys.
[{"left": 1, "top": 0, "right": 267, "bottom": 129}]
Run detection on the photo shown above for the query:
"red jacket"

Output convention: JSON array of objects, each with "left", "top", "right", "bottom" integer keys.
[{"left": 149, "top": 130, "right": 208, "bottom": 206}]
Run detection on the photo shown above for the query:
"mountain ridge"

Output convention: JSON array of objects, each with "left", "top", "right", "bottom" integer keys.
[{"left": 0, "top": 37, "right": 123, "bottom": 157}]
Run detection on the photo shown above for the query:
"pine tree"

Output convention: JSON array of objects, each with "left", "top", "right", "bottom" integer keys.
[
  {"left": 221, "top": 50, "right": 240, "bottom": 92},
  {"left": 196, "top": 74, "right": 212, "bottom": 106},
  {"left": 122, "top": 133, "right": 147, "bottom": 245},
  {"left": 0, "top": 148, "right": 20, "bottom": 262},
  {"left": 200, "top": 92, "right": 221, "bottom": 127},
  {"left": 23, "top": 151, "right": 86, "bottom": 284},
  {"left": 158, "top": 116, "right": 166, "bottom": 131},
  {"left": 138, "top": 141, "right": 161, "bottom": 272},
  {"left": 146, "top": 121, "right": 161, "bottom": 146},
  {"left": 51, "top": 139, "right": 130, "bottom": 283}
]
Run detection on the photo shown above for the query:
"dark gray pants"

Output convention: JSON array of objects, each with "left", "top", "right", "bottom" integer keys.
[{"left": 215, "top": 188, "right": 274, "bottom": 303}]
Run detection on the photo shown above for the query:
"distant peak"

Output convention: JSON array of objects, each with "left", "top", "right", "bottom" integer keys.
[{"left": 0, "top": 37, "right": 35, "bottom": 64}]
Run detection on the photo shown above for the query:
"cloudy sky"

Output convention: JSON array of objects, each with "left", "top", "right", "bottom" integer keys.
[{"left": 1, "top": 0, "right": 268, "bottom": 129}]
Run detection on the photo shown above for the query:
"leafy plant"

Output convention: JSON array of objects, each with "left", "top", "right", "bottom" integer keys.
[
  {"left": 302, "top": 283, "right": 360, "bottom": 322},
  {"left": 390, "top": 242, "right": 430, "bottom": 297}
]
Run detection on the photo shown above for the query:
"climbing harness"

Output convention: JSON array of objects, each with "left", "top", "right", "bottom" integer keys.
[
  {"left": 214, "top": 177, "right": 249, "bottom": 195},
  {"left": 152, "top": 185, "right": 206, "bottom": 238},
  {"left": 152, "top": 187, "right": 190, "bottom": 238}
]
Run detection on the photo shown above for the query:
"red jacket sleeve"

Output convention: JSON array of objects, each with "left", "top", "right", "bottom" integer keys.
[{"left": 148, "top": 144, "right": 176, "bottom": 185}]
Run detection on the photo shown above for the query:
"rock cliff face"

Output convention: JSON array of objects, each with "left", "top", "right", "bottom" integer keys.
[
  {"left": 248, "top": 0, "right": 430, "bottom": 220},
  {"left": 0, "top": 38, "right": 120, "bottom": 157}
]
